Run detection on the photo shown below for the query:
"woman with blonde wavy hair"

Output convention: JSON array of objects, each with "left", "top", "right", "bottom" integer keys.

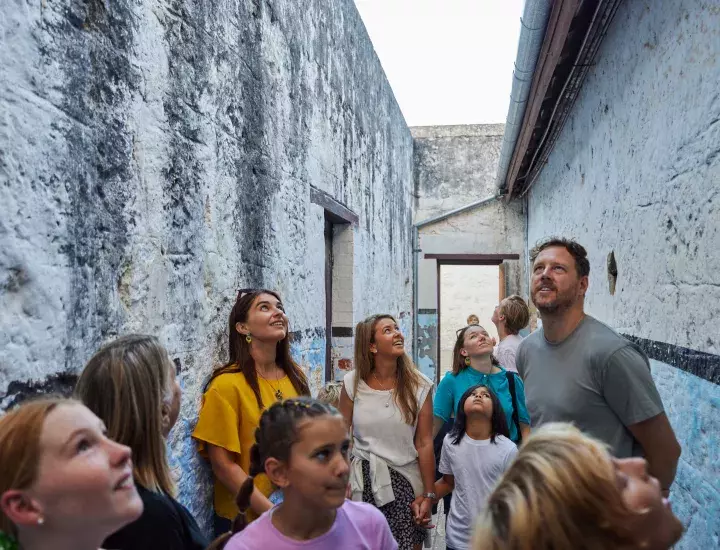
[
  {"left": 75, "top": 334, "right": 207, "bottom": 550},
  {"left": 338, "top": 314, "right": 435, "bottom": 550},
  {"left": 472, "top": 423, "right": 684, "bottom": 550}
]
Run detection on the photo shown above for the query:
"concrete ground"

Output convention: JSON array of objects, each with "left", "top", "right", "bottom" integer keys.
[{"left": 428, "top": 500, "right": 447, "bottom": 550}]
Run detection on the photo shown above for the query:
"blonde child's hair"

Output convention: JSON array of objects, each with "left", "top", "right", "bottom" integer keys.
[{"left": 317, "top": 382, "right": 342, "bottom": 408}]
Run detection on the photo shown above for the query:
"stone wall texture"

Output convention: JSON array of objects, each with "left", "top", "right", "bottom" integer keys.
[
  {"left": 0, "top": 0, "right": 414, "bottom": 530},
  {"left": 412, "top": 124, "right": 505, "bottom": 221},
  {"left": 525, "top": 1, "right": 719, "bottom": 545}
]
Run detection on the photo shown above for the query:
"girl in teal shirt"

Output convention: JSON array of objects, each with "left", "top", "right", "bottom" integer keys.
[{"left": 433, "top": 325, "right": 530, "bottom": 444}]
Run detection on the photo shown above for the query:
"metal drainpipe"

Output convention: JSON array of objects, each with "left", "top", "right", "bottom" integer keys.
[
  {"left": 495, "top": 0, "right": 553, "bottom": 194},
  {"left": 412, "top": 195, "right": 501, "bottom": 364}
]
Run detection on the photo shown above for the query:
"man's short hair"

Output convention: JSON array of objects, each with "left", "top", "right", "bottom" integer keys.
[
  {"left": 500, "top": 295, "right": 530, "bottom": 334},
  {"left": 530, "top": 237, "right": 590, "bottom": 278}
]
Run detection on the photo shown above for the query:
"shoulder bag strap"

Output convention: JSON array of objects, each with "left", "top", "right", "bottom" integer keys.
[{"left": 505, "top": 371, "right": 522, "bottom": 445}]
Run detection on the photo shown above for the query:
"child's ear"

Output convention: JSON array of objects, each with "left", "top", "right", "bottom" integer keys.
[
  {"left": 1, "top": 490, "right": 44, "bottom": 527},
  {"left": 264, "top": 457, "right": 290, "bottom": 489}
]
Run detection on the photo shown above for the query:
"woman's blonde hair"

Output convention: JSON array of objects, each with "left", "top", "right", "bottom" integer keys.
[
  {"left": 354, "top": 315, "right": 422, "bottom": 425},
  {"left": 498, "top": 295, "right": 530, "bottom": 334},
  {"left": 0, "top": 397, "right": 71, "bottom": 537},
  {"left": 317, "top": 382, "right": 342, "bottom": 408},
  {"left": 75, "top": 334, "right": 175, "bottom": 495},
  {"left": 473, "top": 423, "right": 637, "bottom": 550}
]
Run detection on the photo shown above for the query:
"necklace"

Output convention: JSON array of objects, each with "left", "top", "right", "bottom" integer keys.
[
  {"left": 372, "top": 371, "right": 395, "bottom": 408},
  {"left": 258, "top": 369, "right": 283, "bottom": 401}
]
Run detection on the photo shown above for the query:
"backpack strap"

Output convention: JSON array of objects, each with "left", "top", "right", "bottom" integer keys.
[{"left": 505, "top": 371, "right": 522, "bottom": 445}]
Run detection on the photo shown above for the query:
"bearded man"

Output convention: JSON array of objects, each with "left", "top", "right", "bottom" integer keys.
[{"left": 517, "top": 238, "right": 681, "bottom": 496}]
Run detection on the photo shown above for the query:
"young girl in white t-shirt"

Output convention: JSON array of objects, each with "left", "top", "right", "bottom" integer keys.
[{"left": 433, "top": 384, "right": 518, "bottom": 550}]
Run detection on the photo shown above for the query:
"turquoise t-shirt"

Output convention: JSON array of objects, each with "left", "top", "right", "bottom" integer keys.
[{"left": 433, "top": 366, "right": 530, "bottom": 443}]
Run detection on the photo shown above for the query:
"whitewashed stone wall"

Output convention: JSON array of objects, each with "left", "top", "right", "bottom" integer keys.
[
  {"left": 525, "top": 1, "right": 719, "bottom": 546},
  {"left": 0, "top": 0, "right": 413, "bottom": 530}
]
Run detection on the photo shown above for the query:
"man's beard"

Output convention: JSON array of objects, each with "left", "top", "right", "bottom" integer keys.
[{"left": 533, "top": 285, "right": 579, "bottom": 315}]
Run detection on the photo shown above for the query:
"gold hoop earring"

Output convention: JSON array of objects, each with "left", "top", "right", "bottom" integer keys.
[
  {"left": 246, "top": 334, "right": 252, "bottom": 344},
  {"left": 464, "top": 356, "right": 471, "bottom": 366}
]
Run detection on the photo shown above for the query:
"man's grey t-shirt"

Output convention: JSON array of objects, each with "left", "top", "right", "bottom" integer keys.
[{"left": 516, "top": 315, "right": 664, "bottom": 458}]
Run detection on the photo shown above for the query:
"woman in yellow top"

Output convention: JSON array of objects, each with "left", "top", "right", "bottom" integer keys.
[{"left": 193, "top": 289, "right": 310, "bottom": 537}]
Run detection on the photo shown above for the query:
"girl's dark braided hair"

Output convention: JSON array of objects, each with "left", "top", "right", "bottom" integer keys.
[{"left": 205, "top": 397, "right": 340, "bottom": 550}]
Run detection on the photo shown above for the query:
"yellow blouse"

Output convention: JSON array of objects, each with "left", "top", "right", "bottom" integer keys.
[{"left": 192, "top": 370, "right": 299, "bottom": 520}]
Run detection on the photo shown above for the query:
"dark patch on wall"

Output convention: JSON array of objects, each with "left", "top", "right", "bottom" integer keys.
[
  {"left": 4, "top": 372, "right": 78, "bottom": 410},
  {"left": 331, "top": 326, "right": 353, "bottom": 337},
  {"left": 53, "top": 0, "right": 139, "bottom": 369},
  {"left": 289, "top": 327, "right": 325, "bottom": 344},
  {"left": 226, "top": 0, "right": 279, "bottom": 288},
  {"left": 623, "top": 334, "right": 720, "bottom": 385},
  {"left": 159, "top": 1, "right": 213, "bottom": 344}
]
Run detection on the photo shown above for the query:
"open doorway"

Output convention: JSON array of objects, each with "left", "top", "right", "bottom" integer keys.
[{"left": 439, "top": 264, "right": 501, "bottom": 376}]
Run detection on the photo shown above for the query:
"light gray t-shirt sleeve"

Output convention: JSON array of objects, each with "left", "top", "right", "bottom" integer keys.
[
  {"left": 516, "top": 339, "right": 527, "bottom": 379},
  {"left": 601, "top": 345, "right": 664, "bottom": 427},
  {"left": 503, "top": 443, "right": 519, "bottom": 470}
]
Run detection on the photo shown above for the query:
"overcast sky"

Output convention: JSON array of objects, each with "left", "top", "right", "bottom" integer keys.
[{"left": 354, "top": 0, "right": 524, "bottom": 127}]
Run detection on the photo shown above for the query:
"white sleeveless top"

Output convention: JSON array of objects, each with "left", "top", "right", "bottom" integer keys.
[{"left": 343, "top": 369, "right": 433, "bottom": 506}]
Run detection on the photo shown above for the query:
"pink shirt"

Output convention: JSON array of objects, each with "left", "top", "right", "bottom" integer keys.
[{"left": 225, "top": 500, "right": 398, "bottom": 550}]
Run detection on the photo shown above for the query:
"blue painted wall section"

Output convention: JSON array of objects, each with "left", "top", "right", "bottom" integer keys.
[
  {"left": 417, "top": 312, "right": 438, "bottom": 382},
  {"left": 291, "top": 334, "right": 326, "bottom": 397},
  {"left": 650, "top": 360, "right": 720, "bottom": 549}
]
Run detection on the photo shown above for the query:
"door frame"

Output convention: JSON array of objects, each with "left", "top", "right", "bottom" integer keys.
[{"left": 428, "top": 253, "right": 519, "bottom": 384}]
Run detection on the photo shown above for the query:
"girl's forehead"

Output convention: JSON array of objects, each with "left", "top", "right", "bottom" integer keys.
[
  {"left": 254, "top": 292, "right": 280, "bottom": 303},
  {"left": 375, "top": 318, "right": 396, "bottom": 329}
]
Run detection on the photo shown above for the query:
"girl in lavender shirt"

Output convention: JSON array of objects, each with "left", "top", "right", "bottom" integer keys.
[{"left": 207, "top": 397, "right": 397, "bottom": 550}]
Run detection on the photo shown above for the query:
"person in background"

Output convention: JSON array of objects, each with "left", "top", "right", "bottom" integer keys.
[
  {"left": 472, "top": 423, "right": 684, "bottom": 550},
  {"left": 491, "top": 295, "right": 530, "bottom": 374},
  {"left": 466, "top": 314, "right": 480, "bottom": 326},
  {"left": 432, "top": 385, "right": 517, "bottom": 550},
  {"left": 193, "top": 289, "right": 310, "bottom": 536},
  {"left": 517, "top": 238, "right": 681, "bottom": 496},
  {"left": 317, "top": 382, "right": 342, "bottom": 409},
  {"left": 0, "top": 398, "right": 143, "bottom": 550},
  {"left": 339, "top": 314, "right": 435, "bottom": 550},
  {"left": 206, "top": 398, "right": 397, "bottom": 550},
  {"left": 75, "top": 334, "right": 207, "bottom": 550},
  {"left": 434, "top": 325, "right": 530, "bottom": 445}
]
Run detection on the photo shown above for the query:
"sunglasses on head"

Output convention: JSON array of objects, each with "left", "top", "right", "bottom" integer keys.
[{"left": 236, "top": 288, "right": 257, "bottom": 300}]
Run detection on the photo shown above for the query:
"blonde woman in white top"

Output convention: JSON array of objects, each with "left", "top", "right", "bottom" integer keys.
[{"left": 339, "top": 314, "right": 435, "bottom": 550}]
